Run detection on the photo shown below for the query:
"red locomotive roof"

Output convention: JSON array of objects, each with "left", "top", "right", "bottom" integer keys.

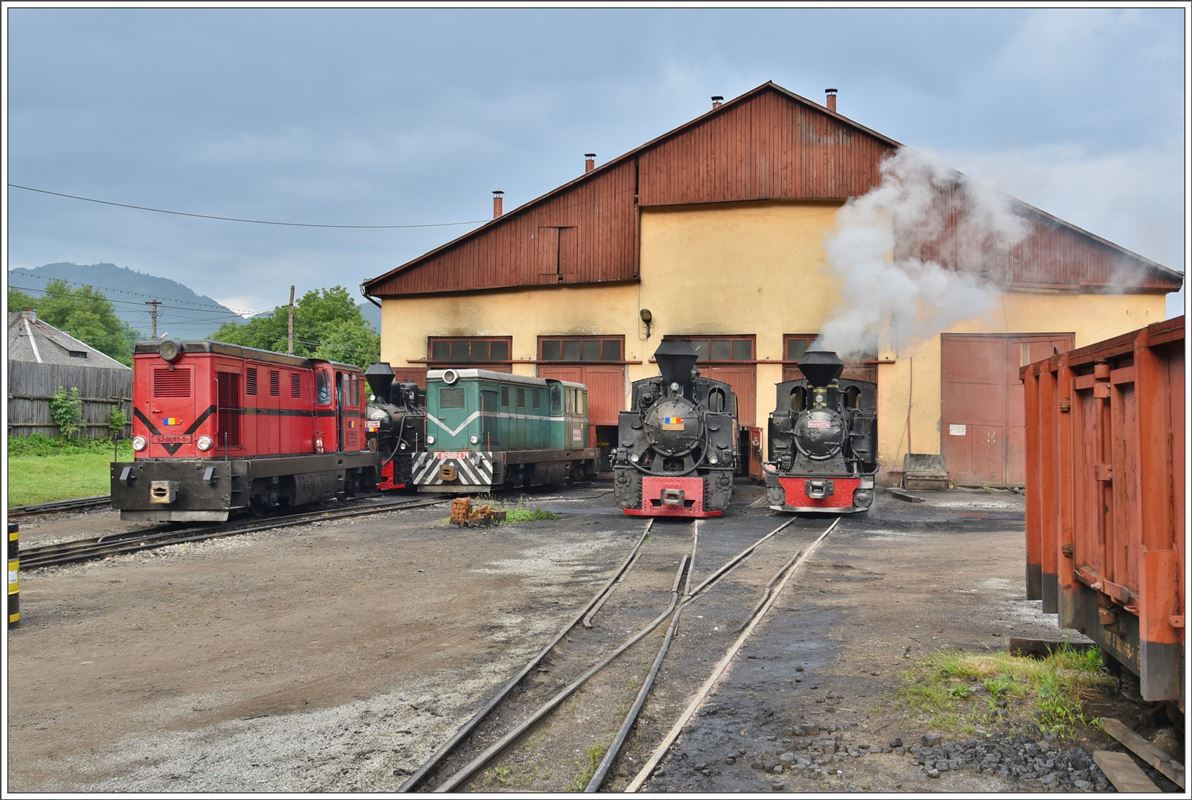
[{"left": 133, "top": 339, "right": 361, "bottom": 372}]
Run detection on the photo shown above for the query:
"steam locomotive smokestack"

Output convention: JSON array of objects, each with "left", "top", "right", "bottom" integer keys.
[
  {"left": 654, "top": 339, "right": 699, "bottom": 395},
  {"left": 799, "top": 350, "right": 844, "bottom": 387},
  {"left": 364, "top": 362, "right": 397, "bottom": 401}
]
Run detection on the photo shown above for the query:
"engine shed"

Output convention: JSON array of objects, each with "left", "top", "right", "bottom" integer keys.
[{"left": 363, "top": 81, "right": 1182, "bottom": 486}]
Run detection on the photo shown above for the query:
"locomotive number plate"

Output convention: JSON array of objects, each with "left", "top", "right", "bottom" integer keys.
[
  {"left": 152, "top": 434, "right": 192, "bottom": 444},
  {"left": 806, "top": 420, "right": 831, "bottom": 429}
]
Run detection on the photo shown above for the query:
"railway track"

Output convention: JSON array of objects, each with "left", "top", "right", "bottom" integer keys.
[
  {"left": 8, "top": 495, "right": 112, "bottom": 518},
  {"left": 19, "top": 496, "right": 449, "bottom": 570},
  {"left": 399, "top": 514, "right": 840, "bottom": 793}
]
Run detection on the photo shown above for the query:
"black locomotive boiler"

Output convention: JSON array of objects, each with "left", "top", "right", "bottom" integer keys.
[
  {"left": 364, "top": 362, "right": 426, "bottom": 491},
  {"left": 613, "top": 340, "right": 739, "bottom": 517},
  {"left": 764, "top": 350, "right": 878, "bottom": 513}
]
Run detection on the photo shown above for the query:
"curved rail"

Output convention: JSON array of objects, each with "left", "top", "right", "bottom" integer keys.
[
  {"left": 406, "top": 515, "right": 832, "bottom": 793},
  {"left": 20, "top": 496, "right": 449, "bottom": 570},
  {"left": 9, "top": 495, "right": 112, "bottom": 518},
  {"left": 397, "top": 519, "right": 655, "bottom": 792}
]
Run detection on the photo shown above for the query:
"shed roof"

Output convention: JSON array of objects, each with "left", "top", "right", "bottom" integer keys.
[
  {"left": 364, "top": 81, "right": 1182, "bottom": 298},
  {"left": 7, "top": 311, "right": 131, "bottom": 370}
]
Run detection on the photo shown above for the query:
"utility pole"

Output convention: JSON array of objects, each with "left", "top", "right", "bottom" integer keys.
[
  {"left": 287, "top": 285, "right": 296, "bottom": 354},
  {"left": 145, "top": 299, "right": 161, "bottom": 339}
]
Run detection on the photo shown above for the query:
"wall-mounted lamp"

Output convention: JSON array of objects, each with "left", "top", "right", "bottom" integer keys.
[{"left": 639, "top": 308, "right": 653, "bottom": 338}]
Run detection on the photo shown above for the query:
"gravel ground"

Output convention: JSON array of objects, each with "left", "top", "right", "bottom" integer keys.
[{"left": 6, "top": 487, "right": 642, "bottom": 792}]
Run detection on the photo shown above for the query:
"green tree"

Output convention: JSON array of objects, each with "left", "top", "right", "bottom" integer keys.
[
  {"left": 8, "top": 287, "right": 38, "bottom": 311},
  {"left": 25, "top": 280, "right": 140, "bottom": 366},
  {"left": 211, "top": 286, "right": 379, "bottom": 367}
]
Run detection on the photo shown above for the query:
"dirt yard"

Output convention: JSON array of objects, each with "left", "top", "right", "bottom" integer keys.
[{"left": 5, "top": 485, "right": 1176, "bottom": 792}]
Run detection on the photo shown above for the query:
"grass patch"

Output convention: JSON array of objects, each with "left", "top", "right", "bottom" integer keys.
[
  {"left": 898, "top": 644, "right": 1111, "bottom": 739},
  {"left": 568, "top": 744, "right": 608, "bottom": 792},
  {"left": 7, "top": 438, "right": 132, "bottom": 505},
  {"left": 501, "top": 506, "right": 561, "bottom": 523}
]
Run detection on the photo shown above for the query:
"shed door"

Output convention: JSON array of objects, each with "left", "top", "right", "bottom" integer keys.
[
  {"left": 941, "top": 333, "right": 1074, "bottom": 486},
  {"left": 537, "top": 365, "right": 624, "bottom": 426},
  {"left": 700, "top": 365, "right": 756, "bottom": 427}
]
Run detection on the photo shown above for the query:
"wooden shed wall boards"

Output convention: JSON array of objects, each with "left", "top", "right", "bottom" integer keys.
[
  {"left": 7, "top": 311, "right": 132, "bottom": 439},
  {"left": 364, "top": 81, "right": 1182, "bottom": 484}
]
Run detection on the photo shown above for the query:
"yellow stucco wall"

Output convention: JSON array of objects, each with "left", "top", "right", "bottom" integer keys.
[{"left": 378, "top": 202, "right": 1167, "bottom": 472}]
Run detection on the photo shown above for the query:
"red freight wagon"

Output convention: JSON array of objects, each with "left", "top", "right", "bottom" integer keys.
[
  {"left": 112, "top": 340, "right": 376, "bottom": 522},
  {"left": 1021, "top": 316, "right": 1184, "bottom": 704}
]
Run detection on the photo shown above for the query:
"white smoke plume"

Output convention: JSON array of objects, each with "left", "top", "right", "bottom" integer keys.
[{"left": 814, "top": 148, "right": 1031, "bottom": 357}]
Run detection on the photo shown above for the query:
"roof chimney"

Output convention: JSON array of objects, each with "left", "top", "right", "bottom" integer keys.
[
  {"left": 825, "top": 88, "right": 837, "bottom": 113},
  {"left": 711, "top": 95, "right": 724, "bottom": 109},
  {"left": 584, "top": 153, "right": 596, "bottom": 173},
  {"left": 492, "top": 190, "right": 504, "bottom": 219}
]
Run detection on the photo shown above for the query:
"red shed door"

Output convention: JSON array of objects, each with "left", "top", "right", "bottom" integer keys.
[
  {"left": 700, "top": 365, "right": 756, "bottom": 427},
  {"left": 941, "top": 333, "right": 1073, "bottom": 487},
  {"left": 536, "top": 365, "right": 625, "bottom": 425}
]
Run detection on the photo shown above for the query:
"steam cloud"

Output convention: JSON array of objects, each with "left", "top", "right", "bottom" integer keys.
[{"left": 814, "top": 148, "right": 1031, "bottom": 357}]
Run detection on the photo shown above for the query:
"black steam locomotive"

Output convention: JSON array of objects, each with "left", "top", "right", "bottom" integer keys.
[
  {"left": 613, "top": 340, "right": 739, "bottom": 517},
  {"left": 364, "top": 363, "right": 426, "bottom": 491},
  {"left": 764, "top": 350, "right": 878, "bottom": 513}
]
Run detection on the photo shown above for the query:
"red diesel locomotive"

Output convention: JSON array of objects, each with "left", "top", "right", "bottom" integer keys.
[{"left": 112, "top": 340, "right": 378, "bottom": 522}]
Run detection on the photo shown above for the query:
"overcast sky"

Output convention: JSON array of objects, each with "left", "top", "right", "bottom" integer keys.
[{"left": 5, "top": 5, "right": 1187, "bottom": 318}]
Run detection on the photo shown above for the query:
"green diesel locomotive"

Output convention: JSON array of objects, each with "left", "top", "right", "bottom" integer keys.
[{"left": 411, "top": 368, "right": 599, "bottom": 492}]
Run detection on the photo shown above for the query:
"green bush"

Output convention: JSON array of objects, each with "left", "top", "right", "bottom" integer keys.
[
  {"left": 50, "top": 386, "right": 84, "bottom": 438},
  {"left": 6, "top": 433, "right": 128, "bottom": 457}
]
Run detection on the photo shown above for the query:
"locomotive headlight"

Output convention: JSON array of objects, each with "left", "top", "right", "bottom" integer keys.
[
  {"left": 158, "top": 339, "right": 182, "bottom": 362},
  {"left": 763, "top": 462, "right": 778, "bottom": 474},
  {"left": 709, "top": 453, "right": 719, "bottom": 465},
  {"left": 399, "top": 441, "right": 408, "bottom": 450},
  {"left": 630, "top": 453, "right": 640, "bottom": 463},
  {"left": 132, "top": 435, "right": 147, "bottom": 452},
  {"left": 196, "top": 435, "right": 213, "bottom": 451},
  {"left": 426, "top": 435, "right": 436, "bottom": 445},
  {"left": 469, "top": 435, "right": 480, "bottom": 445}
]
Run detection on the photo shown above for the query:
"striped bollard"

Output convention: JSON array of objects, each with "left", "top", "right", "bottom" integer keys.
[{"left": 7, "top": 522, "right": 19, "bottom": 628}]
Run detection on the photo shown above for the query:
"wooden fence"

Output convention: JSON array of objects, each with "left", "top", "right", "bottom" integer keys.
[{"left": 7, "top": 361, "right": 132, "bottom": 439}]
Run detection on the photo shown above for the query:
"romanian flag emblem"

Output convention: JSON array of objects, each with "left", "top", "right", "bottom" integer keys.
[
  {"left": 661, "top": 415, "right": 685, "bottom": 431},
  {"left": 161, "top": 417, "right": 183, "bottom": 426}
]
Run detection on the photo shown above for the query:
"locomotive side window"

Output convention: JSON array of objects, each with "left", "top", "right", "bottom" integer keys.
[
  {"left": 216, "top": 372, "right": 242, "bottom": 447},
  {"left": 845, "top": 386, "right": 861, "bottom": 409},
  {"left": 351, "top": 375, "right": 359, "bottom": 406},
  {"left": 246, "top": 367, "right": 258, "bottom": 396},
  {"left": 269, "top": 370, "right": 280, "bottom": 397},
  {"left": 790, "top": 386, "right": 807, "bottom": 412},
  {"left": 533, "top": 390, "right": 542, "bottom": 409},
  {"left": 550, "top": 385, "right": 563, "bottom": 414},
  {"left": 501, "top": 386, "right": 510, "bottom": 408},
  {"left": 517, "top": 387, "right": 526, "bottom": 408},
  {"left": 709, "top": 387, "right": 726, "bottom": 412},
  {"left": 316, "top": 371, "right": 331, "bottom": 406}
]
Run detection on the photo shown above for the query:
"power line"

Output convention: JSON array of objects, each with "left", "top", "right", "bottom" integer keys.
[
  {"left": 8, "top": 183, "right": 488, "bottom": 230},
  {"left": 8, "top": 278, "right": 264, "bottom": 316},
  {"left": 9, "top": 284, "right": 260, "bottom": 318}
]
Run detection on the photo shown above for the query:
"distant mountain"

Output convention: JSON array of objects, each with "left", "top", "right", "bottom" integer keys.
[
  {"left": 358, "top": 299, "right": 381, "bottom": 332},
  {"left": 8, "top": 262, "right": 244, "bottom": 340}
]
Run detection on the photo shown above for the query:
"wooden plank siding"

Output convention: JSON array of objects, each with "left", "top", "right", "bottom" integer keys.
[
  {"left": 7, "top": 361, "right": 132, "bottom": 439},
  {"left": 367, "top": 162, "right": 638, "bottom": 296},
  {"left": 365, "top": 82, "right": 1182, "bottom": 298}
]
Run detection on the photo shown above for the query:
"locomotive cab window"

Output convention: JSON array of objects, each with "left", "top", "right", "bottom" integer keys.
[
  {"left": 708, "top": 387, "right": 726, "bottom": 413},
  {"left": 550, "top": 385, "right": 563, "bottom": 414},
  {"left": 845, "top": 385, "right": 861, "bottom": 409},
  {"left": 316, "top": 371, "right": 331, "bottom": 406},
  {"left": 790, "top": 386, "right": 807, "bottom": 412}
]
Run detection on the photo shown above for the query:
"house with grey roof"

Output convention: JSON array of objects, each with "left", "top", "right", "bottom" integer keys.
[{"left": 7, "top": 309, "right": 132, "bottom": 438}]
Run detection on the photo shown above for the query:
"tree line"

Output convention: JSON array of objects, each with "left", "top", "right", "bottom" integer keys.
[{"left": 8, "top": 282, "right": 380, "bottom": 368}]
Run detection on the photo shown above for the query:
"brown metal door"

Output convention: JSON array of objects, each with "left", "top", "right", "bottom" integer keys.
[
  {"left": 390, "top": 367, "right": 427, "bottom": 388},
  {"left": 537, "top": 365, "right": 625, "bottom": 426},
  {"left": 941, "top": 333, "right": 1073, "bottom": 486},
  {"left": 745, "top": 425, "right": 764, "bottom": 480},
  {"left": 701, "top": 365, "right": 756, "bottom": 427}
]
